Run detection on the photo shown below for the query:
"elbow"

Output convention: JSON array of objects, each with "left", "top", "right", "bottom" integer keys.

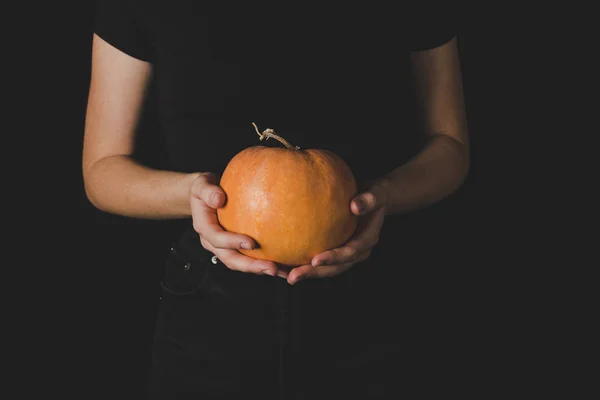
[
  {"left": 84, "top": 181, "right": 101, "bottom": 211},
  {"left": 83, "top": 176, "right": 104, "bottom": 212},
  {"left": 82, "top": 163, "right": 108, "bottom": 213},
  {"left": 437, "top": 134, "right": 470, "bottom": 198},
  {"left": 437, "top": 132, "right": 470, "bottom": 193}
]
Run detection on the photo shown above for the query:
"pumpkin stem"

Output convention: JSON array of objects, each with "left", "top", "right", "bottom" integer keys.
[{"left": 252, "top": 122, "right": 300, "bottom": 150}]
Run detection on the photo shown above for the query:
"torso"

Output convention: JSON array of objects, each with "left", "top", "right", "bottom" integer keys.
[{"left": 139, "top": 1, "right": 422, "bottom": 184}]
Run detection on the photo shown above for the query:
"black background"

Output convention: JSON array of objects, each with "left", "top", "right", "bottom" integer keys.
[
  {"left": 20, "top": 2, "right": 581, "bottom": 398},
  {"left": 75, "top": 14, "right": 492, "bottom": 398}
]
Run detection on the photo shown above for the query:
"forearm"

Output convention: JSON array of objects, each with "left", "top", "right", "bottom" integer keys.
[
  {"left": 84, "top": 155, "right": 201, "bottom": 219},
  {"left": 380, "top": 134, "right": 469, "bottom": 215}
]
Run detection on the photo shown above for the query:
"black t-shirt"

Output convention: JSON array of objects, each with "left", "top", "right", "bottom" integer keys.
[
  {"left": 94, "top": 1, "right": 458, "bottom": 262},
  {"left": 94, "top": 1, "right": 456, "bottom": 182}
]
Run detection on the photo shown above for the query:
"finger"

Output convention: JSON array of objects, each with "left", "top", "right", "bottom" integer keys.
[
  {"left": 351, "top": 180, "right": 388, "bottom": 215},
  {"left": 311, "top": 244, "right": 362, "bottom": 267},
  {"left": 288, "top": 261, "right": 359, "bottom": 285},
  {"left": 311, "top": 211, "right": 383, "bottom": 267},
  {"left": 216, "top": 248, "right": 285, "bottom": 278},
  {"left": 202, "top": 237, "right": 283, "bottom": 277},
  {"left": 192, "top": 199, "right": 255, "bottom": 250},
  {"left": 190, "top": 172, "right": 226, "bottom": 209}
]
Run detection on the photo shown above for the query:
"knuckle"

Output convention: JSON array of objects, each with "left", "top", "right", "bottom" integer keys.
[
  {"left": 235, "top": 261, "right": 255, "bottom": 274},
  {"left": 345, "top": 246, "right": 359, "bottom": 259},
  {"left": 199, "top": 236, "right": 209, "bottom": 249},
  {"left": 363, "top": 193, "right": 377, "bottom": 208},
  {"left": 192, "top": 220, "right": 203, "bottom": 234},
  {"left": 222, "top": 261, "right": 235, "bottom": 271},
  {"left": 210, "top": 235, "right": 227, "bottom": 249},
  {"left": 326, "top": 250, "right": 340, "bottom": 264},
  {"left": 248, "top": 260, "right": 267, "bottom": 273},
  {"left": 221, "top": 262, "right": 236, "bottom": 272}
]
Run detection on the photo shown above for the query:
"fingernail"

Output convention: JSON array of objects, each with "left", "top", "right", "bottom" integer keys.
[
  {"left": 262, "top": 270, "right": 274, "bottom": 276},
  {"left": 240, "top": 242, "right": 253, "bottom": 250},
  {"left": 355, "top": 199, "right": 366, "bottom": 214},
  {"left": 211, "top": 192, "right": 222, "bottom": 206},
  {"left": 277, "top": 271, "right": 288, "bottom": 279}
]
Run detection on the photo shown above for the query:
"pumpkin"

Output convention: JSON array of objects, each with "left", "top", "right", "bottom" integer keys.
[{"left": 216, "top": 123, "right": 358, "bottom": 267}]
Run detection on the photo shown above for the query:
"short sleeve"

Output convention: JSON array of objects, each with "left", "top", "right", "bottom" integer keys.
[
  {"left": 406, "top": 4, "right": 461, "bottom": 52},
  {"left": 94, "top": 0, "right": 155, "bottom": 62}
]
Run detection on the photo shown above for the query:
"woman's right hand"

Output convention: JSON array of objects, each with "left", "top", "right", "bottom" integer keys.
[{"left": 189, "top": 172, "right": 287, "bottom": 278}]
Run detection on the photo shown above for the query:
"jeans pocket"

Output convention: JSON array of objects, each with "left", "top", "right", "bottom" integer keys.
[{"left": 160, "top": 244, "right": 214, "bottom": 298}]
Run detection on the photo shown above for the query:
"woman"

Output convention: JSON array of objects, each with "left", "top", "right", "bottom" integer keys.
[{"left": 83, "top": 1, "right": 469, "bottom": 398}]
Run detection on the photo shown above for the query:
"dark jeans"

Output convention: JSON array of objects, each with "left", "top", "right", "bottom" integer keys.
[{"left": 146, "top": 227, "right": 464, "bottom": 399}]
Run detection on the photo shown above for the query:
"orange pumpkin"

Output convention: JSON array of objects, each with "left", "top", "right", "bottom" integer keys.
[{"left": 217, "top": 123, "right": 358, "bottom": 267}]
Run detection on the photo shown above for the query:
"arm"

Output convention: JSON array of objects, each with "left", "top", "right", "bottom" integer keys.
[
  {"left": 83, "top": 34, "right": 284, "bottom": 276},
  {"left": 377, "top": 37, "right": 470, "bottom": 215},
  {"left": 82, "top": 34, "right": 200, "bottom": 219},
  {"left": 287, "top": 37, "right": 470, "bottom": 283}
]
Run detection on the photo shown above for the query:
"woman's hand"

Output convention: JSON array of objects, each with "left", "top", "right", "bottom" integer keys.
[
  {"left": 190, "top": 173, "right": 287, "bottom": 278},
  {"left": 286, "top": 180, "right": 389, "bottom": 285}
]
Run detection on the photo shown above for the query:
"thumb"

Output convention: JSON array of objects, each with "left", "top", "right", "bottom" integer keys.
[
  {"left": 351, "top": 180, "right": 389, "bottom": 215},
  {"left": 190, "top": 172, "right": 226, "bottom": 209}
]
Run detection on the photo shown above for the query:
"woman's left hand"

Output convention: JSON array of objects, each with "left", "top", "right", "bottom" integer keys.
[{"left": 287, "top": 180, "right": 389, "bottom": 285}]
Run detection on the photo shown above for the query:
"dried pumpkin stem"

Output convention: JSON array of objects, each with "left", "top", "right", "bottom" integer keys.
[{"left": 252, "top": 122, "right": 300, "bottom": 150}]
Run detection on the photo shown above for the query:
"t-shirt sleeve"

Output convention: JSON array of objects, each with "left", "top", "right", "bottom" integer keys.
[
  {"left": 409, "top": 27, "right": 456, "bottom": 52},
  {"left": 407, "top": 5, "right": 460, "bottom": 52},
  {"left": 94, "top": 0, "right": 155, "bottom": 62}
]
